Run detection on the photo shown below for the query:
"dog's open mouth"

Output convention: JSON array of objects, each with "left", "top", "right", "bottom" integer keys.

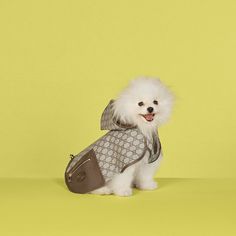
[{"left": 140, "top": 113, "right": 155, "bottom": 122}]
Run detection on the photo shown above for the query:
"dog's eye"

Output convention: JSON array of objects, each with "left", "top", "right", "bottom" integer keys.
[
  {"left": 153, "top": 100, "right": 158, "bottom": 105},
  {"left": 138, "top": 102, "right": 144, "bottom": 106}
]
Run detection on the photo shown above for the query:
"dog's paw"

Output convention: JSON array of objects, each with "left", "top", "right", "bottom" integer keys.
[
  {"left": 90, "top": 186, "right": 112, "bottom": 195},
  {"left": 113, "top": 188, "right": 133, "bottom": 197},
  {"left": 136, "top": 181, "right": 158, "bottom": 190}
]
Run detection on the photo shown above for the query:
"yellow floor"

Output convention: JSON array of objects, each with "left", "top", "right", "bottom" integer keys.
[{"left": 1, "top": 178, "right": 236, "bottom": 236}]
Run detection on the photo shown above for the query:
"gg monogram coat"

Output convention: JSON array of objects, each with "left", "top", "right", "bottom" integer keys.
[{"left": 65, "top": 100, "right": 162, "bottom": 194}]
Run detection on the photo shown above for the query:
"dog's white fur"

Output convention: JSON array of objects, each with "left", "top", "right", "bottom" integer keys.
[{"left": 91, "top": 77, "right": 174, "bottom": 196}]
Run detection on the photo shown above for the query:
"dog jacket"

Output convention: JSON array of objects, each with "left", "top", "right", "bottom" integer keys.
[{"left": 65, "top": 100, "right": 162, "bottom": 194}]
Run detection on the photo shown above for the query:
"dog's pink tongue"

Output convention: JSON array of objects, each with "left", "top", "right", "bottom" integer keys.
[{"left": 144, "top": 114, "right": 153, "bottom": 121}]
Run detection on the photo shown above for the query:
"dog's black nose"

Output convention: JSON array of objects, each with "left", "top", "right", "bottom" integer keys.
[{"left": 147, "top": 107, "right": 154, "bottom": 113}]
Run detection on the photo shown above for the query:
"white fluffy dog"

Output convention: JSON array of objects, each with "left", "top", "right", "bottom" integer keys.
[{"left": 91, "top": 77, "right": 174, "bottom": 196}]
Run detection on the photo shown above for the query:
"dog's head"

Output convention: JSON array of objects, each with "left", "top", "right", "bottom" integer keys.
[{"left": 113, "top": 77, "right": 174, "bottom": 133}]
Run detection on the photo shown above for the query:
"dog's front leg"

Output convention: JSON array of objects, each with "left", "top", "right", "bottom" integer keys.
[
  {"left": 108, "top": 165, "right": 135, "bottom": 197},
  {"left": 134, "top": 154, "right": 162, "bottom": 190}
]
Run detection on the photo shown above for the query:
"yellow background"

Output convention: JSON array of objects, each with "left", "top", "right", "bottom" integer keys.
[
  {"left": 1, "top": 1, "right": 236, "bottom": 236},
  {"left": 1, "top": 178, "right": 236, "bottom": 236},
  {"left": 0, "top": 0, "right": 236, "bottom": 178}
]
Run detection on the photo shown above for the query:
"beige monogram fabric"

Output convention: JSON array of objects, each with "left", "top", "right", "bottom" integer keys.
[{"left": 66, "top": 100, "right": 161, "bottom": 182}]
